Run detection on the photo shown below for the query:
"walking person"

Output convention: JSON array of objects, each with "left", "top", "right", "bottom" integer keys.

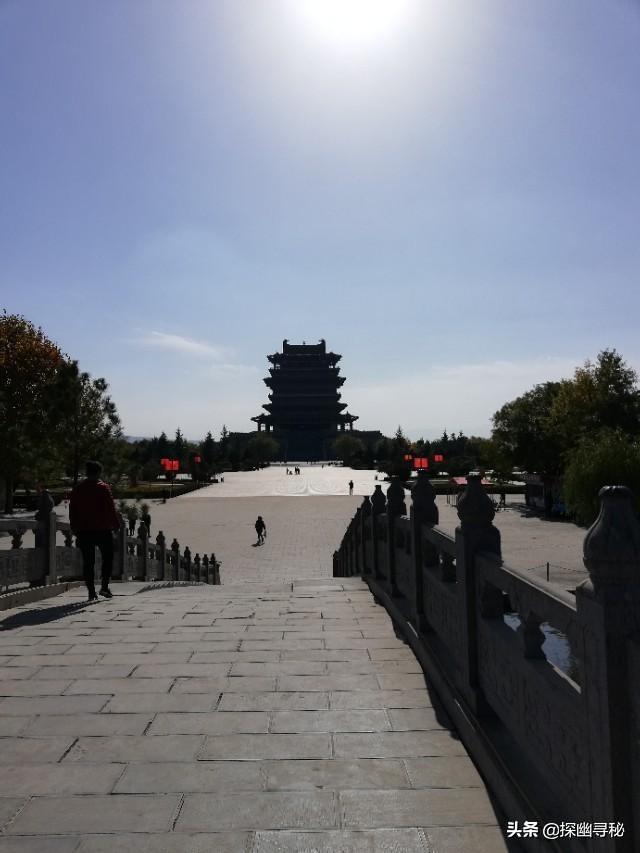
[
  {"left": 348, "top": 479, "right": 354, "bottom": 495},
  {"left": 69, "top": 461, "right": 121, "bottom": 602},
  {"left": 254, "top": 515, "right": 266, "bottom": 545}
]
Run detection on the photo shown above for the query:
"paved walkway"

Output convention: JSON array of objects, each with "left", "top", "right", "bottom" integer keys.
[{"left": 0, "top": 580, "right": 514, "bottom": 852}]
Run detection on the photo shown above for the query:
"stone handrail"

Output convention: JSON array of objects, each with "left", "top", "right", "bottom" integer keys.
[
  {"left": 0, "top": 513, "right": 220, "bottom": 592},
  {"left": 334, "top": 472, "right": 640, "bottom": 853}
]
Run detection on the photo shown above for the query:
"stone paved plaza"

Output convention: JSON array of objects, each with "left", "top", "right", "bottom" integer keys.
[
  {"left": 145, "top": 466, "right": 588, "bottom": 588},
  {"left": 0, "top": 581, "right": 515, "bottom": 852}
]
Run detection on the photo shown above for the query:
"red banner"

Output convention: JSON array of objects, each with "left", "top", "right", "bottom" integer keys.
[
  {"left": 413, "top": 457, "right": 429, "bottom": 469},
  {"left": 434, "top": 454, "right": 444, "bottom": 463}
]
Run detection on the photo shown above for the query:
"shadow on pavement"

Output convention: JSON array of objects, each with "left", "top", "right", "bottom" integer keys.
[{"left": 0, "top": 600, "right": 90, "bottom": 631}]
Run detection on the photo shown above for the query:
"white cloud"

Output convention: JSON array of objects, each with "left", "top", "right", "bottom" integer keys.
[
  {"left": 130, "top": 330, "right": 232, "bottom": 360},
  {"left": 349, "top": 356, "right": 580, "bottom": 438}
]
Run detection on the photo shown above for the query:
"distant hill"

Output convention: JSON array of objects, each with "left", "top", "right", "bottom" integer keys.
[{"left": 123, "top": 435, "right": 151, "bottom": 443}]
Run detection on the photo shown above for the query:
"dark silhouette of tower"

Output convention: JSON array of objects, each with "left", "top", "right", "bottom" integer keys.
[{"left": 252, "top": 339, "right": 358, "bottom": 460}]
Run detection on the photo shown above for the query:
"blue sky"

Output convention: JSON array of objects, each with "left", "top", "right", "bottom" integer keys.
[{"left": 2, "top": 0, "right": 639, "bottom": 439}]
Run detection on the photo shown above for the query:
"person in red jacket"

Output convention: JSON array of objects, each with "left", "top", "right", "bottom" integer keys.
[{"left": 69, "top": 461, "right": 120, "bottom": 602}]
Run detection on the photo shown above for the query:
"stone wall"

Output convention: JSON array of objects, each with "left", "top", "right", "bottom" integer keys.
[{"left": 334, "top": 472, "right": 640, "bottom": 853}]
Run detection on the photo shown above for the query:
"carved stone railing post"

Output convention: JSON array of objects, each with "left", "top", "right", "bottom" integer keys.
[
  {"left": 43, "top": 512, "right": 57, "bottom": 585},
  {"left": 455, "top": 473, "right": 501, "bottom": 715},
  {"left": 576, "top": 485, "right": 640, "bottom": 852},
  {"left": 410, "top": 470, "right": 438, "bottom": 631},
  {"left": 183, "top": 546, "right": 191, "bottom": 581},
  {"left": 202, "top": 554, "right": 209, "bottom": 583},
  {"left": 155, "top": 531, "right": 166, "bottom": 581},
  {"left": 194, "top": 553, "right": 201, "bottom": 582},
  {"left": 386, "top": 477, "right": 407, "bottom": 597},
  {"left": 361, "top": 496, "right": 371, "bottom": 575},
  {"left": 114, "top": 516, "right": 126, "bottom": 581},
  {"left": 10, "top": 529, "right": 23, "bottom": 549},
  {"left": 210, "top": 553, "right": 220, "bottom": 584},
  {"left": 136, "top": 522, "right": 149, "bottom": 581},
  {"left": 371, "top": 485, "right": 386, "bottom": 581},
  {"left": 352, "top": 509, "right": 361, "bottom": 574},
  {"left": 333, "top": 549, "right": 340, "bottom": 577},
  {"left": 170, "top": 538, "right": 180, "bottom": 581}
]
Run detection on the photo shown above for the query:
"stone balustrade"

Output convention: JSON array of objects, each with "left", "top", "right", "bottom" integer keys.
[
  {"left": 0, "top": 513, "right": 220, "bottom": 592},
  {"left": 334, "top": 471, "right": 640, "bottom": 853}
]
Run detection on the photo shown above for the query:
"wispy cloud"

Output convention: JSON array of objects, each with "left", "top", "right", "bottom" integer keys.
[{"left": 130, "top": 331, "right": 232, "bottom": 360}]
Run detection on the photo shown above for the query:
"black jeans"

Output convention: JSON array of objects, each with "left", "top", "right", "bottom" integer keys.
[{"left": 77, "top": 530, "right": 114, "bottom": 592}]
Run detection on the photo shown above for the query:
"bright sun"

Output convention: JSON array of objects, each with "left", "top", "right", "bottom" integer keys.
[{"left": 292, "top": 0, "right": 414, "bottom": 49}]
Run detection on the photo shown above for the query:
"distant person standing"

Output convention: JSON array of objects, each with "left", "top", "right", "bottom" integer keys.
[
  {"left": 32, "top": 483, "right": 55, "bottom": 586},
  {"left": 69, "top": 461, "right": 120, "bottom": 602},
  {"left": 255, "top": 515, "right": 266, "bottom": 545},
  {"left": 34, "top": 483, "right": 55, "bottom": 546},
  {"left": 348, "top": 480, "right": 354, "bottom": 495}
]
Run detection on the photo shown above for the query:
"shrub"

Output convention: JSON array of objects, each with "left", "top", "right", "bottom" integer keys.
[{"left": 563, "top": 430, "right": 640, "bottom": 525}]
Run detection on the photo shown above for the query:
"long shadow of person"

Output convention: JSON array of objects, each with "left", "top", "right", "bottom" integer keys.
[{"left": 0, "top": 600, "right": 92, "bottom": 632}]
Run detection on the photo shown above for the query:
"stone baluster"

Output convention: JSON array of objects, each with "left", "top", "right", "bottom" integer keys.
[
  {"left": 386, "top": 476, "right": 407, "bottom": 597},
  {"left": 136, "top": 522, "right": 149, "bottom": 581},
  {"left": 183, "top": 546, "right": 191, "bottom": 581},
  {"left": 455, "top": 473, "right": 501, "bottom": 715},
  {"left": 371, "top": 484, "right": 386, "bottom": 581},
  {"left": 155, "top": 531, "right": 166, "bottom": 582},
  {"left": 361, "top": 496, "right": 372, "bottom": 575},
  {"left": 43, "top": 512, "right": 57, "bottom": 584},
  {"left": 10, "top": 529, "right": 23, "bottom": 549},
  {"left": 354, "top": 507, "right": 362, "bottom": 574},
  {"left": 210, "top": 553, "right": 220, "bottom": 584},
  {"left": 202, "top": 554, "right": 209, "bottom": 583},
  {"left": 171, "top": 538, "right": 180, "bottom": 582},
  {"left": 576, "top": 485, "right": 640, "bottom": 851},
  {"left": 113, "top": 515, "right": 126, "bottom": 581},
  {"left": 349, "top": 517, "right": 357, "bottom": 575},
  {"left": 410, "top": 470, "right": 438, "bottom": 631},
  {"left": 194, "top": 553, "right": 201, "bottom": 582},
  {"left": 63, "top": 529, "right": 74, "bottom": 548}
]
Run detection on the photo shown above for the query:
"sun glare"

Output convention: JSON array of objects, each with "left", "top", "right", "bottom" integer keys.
[{"left": 292, "top": 0, "right": 414, "bottom": 49}]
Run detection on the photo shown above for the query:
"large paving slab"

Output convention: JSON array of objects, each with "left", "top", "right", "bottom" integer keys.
[{"left": 0, "top": 580, "right": 518, "bottom": 852}]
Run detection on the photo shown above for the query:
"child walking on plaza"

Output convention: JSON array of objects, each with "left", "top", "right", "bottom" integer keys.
[{"left": 254, "top": 515, "right": 267, "bottom": 545}]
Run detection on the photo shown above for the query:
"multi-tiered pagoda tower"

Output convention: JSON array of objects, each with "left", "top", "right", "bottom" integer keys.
[{"left": 252, "top": 339, "right": 358, "bottom": 460}]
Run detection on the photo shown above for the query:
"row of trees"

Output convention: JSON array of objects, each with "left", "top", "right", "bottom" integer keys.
[
  {"left": 332, "top": 428, "right": 496, "bottom": 478},
  {"left": 127, "top": 428, "right": 279, "bottom": 482}
]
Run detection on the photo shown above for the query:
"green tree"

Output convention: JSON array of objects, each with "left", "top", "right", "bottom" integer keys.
[
  {"left": 549, "top": 349, "right": 640, "bottom": 453},
  {"left": 563, "top": 429, "right": 640, "bottom": 525},
  {"left": 50, "top": 360, "right": 122, "bottom": 484},
  {"left": 377, "top": 427, "right": 413, "bottom": 480},
  {"left": 246, "top": 434, "right": 279, "bottom": 466},
  {"left": 157, "top": 432, "right": 169, "bottom": 460},
  {"left": 201, "top": 431, "right": 216, "bottom": 465},
  {"left": 332, "top": 434, "right": 365, "bottom": 467},
  {"left": 0, "top": 313, "right": 64, "bottom": 511},
  {"left": 492, "top": 382, "right": 564, "bottom": 473},
  {"left": 173, "top": 428, "right": 185, "bottom": 466}
]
